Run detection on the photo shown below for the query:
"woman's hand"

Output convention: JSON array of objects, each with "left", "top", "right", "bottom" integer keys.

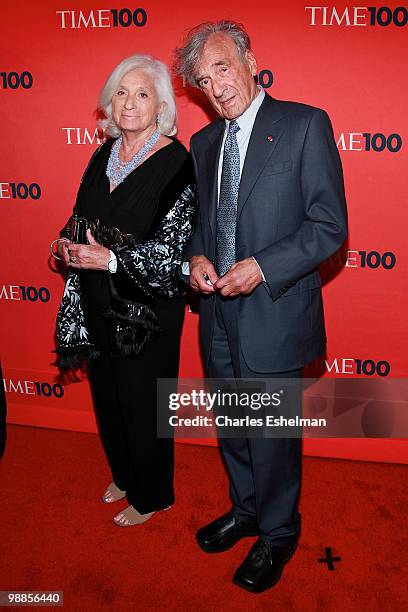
[
  {"left": 56, "top": 239, "right": 72, "bottom": 266},
  {"left": 67, "top": 230, "right": 111, "bottom": 270}
]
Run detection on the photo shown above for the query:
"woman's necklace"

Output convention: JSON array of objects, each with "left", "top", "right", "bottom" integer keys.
[{"left": 106, "top": 129, "right": 160, "bottom": 187}]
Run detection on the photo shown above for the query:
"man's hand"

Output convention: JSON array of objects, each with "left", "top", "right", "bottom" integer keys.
[
  {"left": 214, "top": 257, "right": 262, "bottom": 297},
  {"left": 67, "top": 229, "right": 111, "bottom": 270},
  {"left": 189, "top": 255, "right": 219, "bottom": 294}
]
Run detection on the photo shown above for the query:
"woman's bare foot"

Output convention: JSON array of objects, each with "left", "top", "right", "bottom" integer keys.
[
  {"left": 113, "top": 505, "right": 155, "bottom": 527},
  {"left": 101, "top": 482, "right": 126, "bottom": 504}
]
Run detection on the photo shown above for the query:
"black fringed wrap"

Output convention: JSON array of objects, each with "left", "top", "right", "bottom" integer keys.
[{"left": 54, "top": 183, "right": 196, "bottom": 370}]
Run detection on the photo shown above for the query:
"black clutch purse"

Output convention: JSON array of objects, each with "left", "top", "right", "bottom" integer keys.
[
  {"left": 69, "top": 214, "right": 134, "bottom": 247},
  {"left": 70, "top": 214, "right": 89, "bottom": 245}
]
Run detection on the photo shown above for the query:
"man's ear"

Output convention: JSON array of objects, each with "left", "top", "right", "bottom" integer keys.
[{"left": 246, "top": 50, "right": 258, "bottom": 77}]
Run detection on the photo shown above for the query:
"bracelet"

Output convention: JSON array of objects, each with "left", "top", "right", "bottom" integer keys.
[{"left": 50, "top": 238, "right": 69, "bottom": 261}]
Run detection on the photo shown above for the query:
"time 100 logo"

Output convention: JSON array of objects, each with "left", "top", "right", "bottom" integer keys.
[
  {"left": 0, "top": 71, "right": 33, "bottom": 89},
  {"left": 0, "top": 182, "right": 41, "bottom": 200}
]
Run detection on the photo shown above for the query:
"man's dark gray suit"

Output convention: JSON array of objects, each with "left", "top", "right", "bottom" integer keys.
[{"left": 186, "top": 92, "right": 347, "bottom": 543}]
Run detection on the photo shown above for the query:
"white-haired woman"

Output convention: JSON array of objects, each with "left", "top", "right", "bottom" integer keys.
[{"left": 51, "top": 55, "right": 196, "bottom": 527}]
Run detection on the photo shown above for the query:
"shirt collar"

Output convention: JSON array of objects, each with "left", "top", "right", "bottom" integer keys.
[{"left": 225, "top": 86, "right": 265, "bottom": 134}]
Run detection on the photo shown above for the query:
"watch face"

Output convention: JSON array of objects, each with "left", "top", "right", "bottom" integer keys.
[{"left": 108, "top": 259, "right": 117, "bottom": 273}]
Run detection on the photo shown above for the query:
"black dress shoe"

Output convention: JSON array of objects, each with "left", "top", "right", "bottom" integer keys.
[
  {"left": 233, "top": 537, "right": 298, "bottom": 593},
  {"left": 196, "top": 511, "right": 258, "bottom": 553}
]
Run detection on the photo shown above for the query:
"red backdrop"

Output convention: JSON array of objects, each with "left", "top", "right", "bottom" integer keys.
[{"left": 1, "top": 0, "right": 407, "bottom": 462}]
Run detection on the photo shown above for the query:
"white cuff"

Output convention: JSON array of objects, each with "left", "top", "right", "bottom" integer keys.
[
  {"left": 252, "top": 256, "right": 266, "bottom": 282},
  {"left": 181, "top": 261, "right": 190, "bottom": 276}
]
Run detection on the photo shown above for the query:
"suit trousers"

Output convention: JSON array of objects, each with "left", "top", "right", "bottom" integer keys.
[{"left": 207, "top": 295, "right": 302, "bottom": 544}]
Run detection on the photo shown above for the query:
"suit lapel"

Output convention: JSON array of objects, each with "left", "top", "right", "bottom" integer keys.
[
  {"left": 237, "top": 95, "right": 286, "bottom": 218},
  {"left": 205, "top": 122, "right": 224, "bottom": 237}
]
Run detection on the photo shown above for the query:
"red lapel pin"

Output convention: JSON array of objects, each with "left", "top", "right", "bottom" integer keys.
[{"left": 267, "top": 135, "right": 273, "bottom": 142}]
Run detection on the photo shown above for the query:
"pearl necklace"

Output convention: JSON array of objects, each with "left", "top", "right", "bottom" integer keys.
[{"left": 106, "top": 130, "right": 160, "bottom": 187}]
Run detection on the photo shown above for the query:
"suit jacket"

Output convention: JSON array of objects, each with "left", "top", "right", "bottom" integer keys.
[{"left": 186, "top": 93, "right": 348, "bottom": 373}]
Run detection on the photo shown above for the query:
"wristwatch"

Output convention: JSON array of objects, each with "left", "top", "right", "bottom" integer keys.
[{"left": 107, "top": 250, "right": 117, "bottom": 273}]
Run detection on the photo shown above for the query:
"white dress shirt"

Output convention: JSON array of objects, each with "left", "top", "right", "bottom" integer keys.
[
  {"left": 217, "top": 86, "right": 265, "bottom": 199},
  {"left": 184, "top": 87, "right": 266, "bottom": 280},
  {"left": 217, "top": 87, "right": 265, "bottom": 281}
]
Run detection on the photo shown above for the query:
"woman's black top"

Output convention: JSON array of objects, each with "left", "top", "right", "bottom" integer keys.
[{"left": 73, "top": 138, "right": 194, "bottom": 350}]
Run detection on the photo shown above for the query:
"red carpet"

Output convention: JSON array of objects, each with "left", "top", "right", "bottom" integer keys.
[{"left": 1, "top": 425, "right": 407, "bottom": 611}]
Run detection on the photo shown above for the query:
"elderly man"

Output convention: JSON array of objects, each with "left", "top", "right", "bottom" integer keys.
[{"left": 175, "top": 21, "right": 347, "bottom": 592}]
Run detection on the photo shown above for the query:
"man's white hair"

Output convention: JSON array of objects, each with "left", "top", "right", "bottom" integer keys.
[
  {"left": 175, "top": 20, "right": 251, "bottom": 87},
  {"left": 98, "top": 54, "right": 177, "bottom": 137}
]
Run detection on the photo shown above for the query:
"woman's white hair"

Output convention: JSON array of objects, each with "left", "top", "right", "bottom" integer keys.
[{"left": 98, "top": 54, "right": 177, "bottom": 138}]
